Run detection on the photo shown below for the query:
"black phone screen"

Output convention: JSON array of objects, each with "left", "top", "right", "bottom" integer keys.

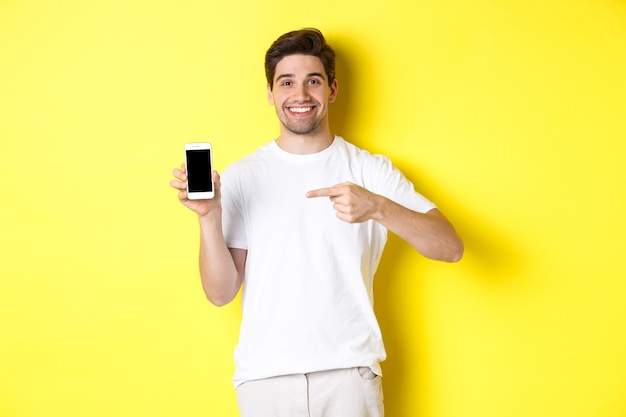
[{"left": 186, "top": 149, "right": 213, "bottom": 192}]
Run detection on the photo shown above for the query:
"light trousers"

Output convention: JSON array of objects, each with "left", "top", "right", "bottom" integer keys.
[{"left": 236, "top": 367, "right": 384, "bottom": 417}]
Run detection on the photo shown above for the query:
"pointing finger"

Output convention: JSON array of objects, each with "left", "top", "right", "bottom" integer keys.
[
  {"left": 306, "top": 182, "right": 355, "bottom": 198},
  {"left": 306, "top": 186, "right": 340, "bottom": 198}
]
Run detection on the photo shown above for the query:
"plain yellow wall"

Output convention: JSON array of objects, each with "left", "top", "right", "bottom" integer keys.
[{"left": 1, "top": 1, "right": 625, "bottom": 416}]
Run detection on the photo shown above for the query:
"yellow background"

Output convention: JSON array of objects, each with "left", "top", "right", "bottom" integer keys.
[{"left": 1, "top": 0, "right": 625, "bottom": 416}]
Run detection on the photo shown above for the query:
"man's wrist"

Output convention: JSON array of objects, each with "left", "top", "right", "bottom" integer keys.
[{"left": 198, "top": 208, "right": 222, "bottom": 226}]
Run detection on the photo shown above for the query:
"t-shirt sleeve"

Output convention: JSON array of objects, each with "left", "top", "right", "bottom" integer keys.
[
  {"left": 220, "top": 166, "right": 248, "bottom": 250},
  {"left": 368, "top": 154, "right": 437, "bottom": 214}
]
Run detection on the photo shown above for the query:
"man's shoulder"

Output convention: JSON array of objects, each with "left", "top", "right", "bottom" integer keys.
[
  {"left": 224, "top": 141, "right": 274, "bottom": 171},
  {"left": 335, "top": 136, "right": 392, "bottom": 166}
]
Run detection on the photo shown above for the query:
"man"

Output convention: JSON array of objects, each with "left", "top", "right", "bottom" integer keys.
[{"left": 170, "top": 28, "right": 463, "bottom": 417}]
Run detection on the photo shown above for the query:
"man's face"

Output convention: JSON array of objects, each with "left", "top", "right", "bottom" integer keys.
[{"left": 268, "top": 54, "right": 338, "bottom": 136}]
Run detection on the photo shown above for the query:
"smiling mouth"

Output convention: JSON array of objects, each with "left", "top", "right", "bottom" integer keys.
[{"left": 287, "top": 106, "right": 315, "bottom": 114}]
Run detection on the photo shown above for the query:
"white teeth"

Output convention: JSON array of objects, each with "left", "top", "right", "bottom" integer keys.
[{"left": 289, "top": 107, "right": 312, "bottom": 113}]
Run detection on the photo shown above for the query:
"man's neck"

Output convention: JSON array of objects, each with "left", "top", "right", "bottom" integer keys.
[{"left": 275, "top": 130, "right": 334, "bottom": 155}]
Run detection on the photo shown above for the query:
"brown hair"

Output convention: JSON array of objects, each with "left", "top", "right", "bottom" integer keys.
[{"left": 265, "top": 28, "right": 336, "bottom": 89}]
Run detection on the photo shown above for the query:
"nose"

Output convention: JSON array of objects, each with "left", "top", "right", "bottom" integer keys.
[{"left": 293, "top": 82, "right": 310, "bottom": 102}]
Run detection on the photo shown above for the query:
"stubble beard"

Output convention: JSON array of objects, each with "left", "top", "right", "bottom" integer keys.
[{"left": 278, "top": 105, "right": 325, "bottom": 136}]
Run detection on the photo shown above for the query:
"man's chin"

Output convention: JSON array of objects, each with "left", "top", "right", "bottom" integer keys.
[{"left": 282, "top": 121, "right": 323, "bottom": 136}]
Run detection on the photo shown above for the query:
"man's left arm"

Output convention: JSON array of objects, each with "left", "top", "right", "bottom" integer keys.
[{"left": 306, "top": 182, "right": 463, "bottom": 262}]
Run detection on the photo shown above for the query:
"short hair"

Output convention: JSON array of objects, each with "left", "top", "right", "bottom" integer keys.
[{"left": 265, "top": 28, "right": 336, "bottom": 89}]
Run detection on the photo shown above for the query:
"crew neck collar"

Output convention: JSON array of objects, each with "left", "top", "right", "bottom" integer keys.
[{"left": 269, "top": 135, "right": 341, "bottom": 161}]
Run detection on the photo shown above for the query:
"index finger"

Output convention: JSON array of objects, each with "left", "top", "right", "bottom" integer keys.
[{"left": 306, "top": 185, "right": 342, "bottom": 198}]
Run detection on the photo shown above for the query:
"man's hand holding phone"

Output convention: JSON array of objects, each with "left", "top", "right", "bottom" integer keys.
[
  {"left": 171, "top": 142, "right": 219, "bottom": 216},
  {"left": 170, "top": 164, "right": 221, "bottom": 216}
]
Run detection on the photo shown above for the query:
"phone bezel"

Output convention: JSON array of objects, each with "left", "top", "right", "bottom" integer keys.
[{"left": 184, "top": 142, "right": 215, "bottom": 200}]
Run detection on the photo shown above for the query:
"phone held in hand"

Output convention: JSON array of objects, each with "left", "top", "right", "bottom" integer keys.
[{"left": 184, "top": 142, "right": 215, "bottom": 200}]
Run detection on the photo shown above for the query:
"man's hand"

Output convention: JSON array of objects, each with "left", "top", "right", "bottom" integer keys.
[
  {"left": 306, "top": 182, "right": 382, "bottom": 224},
  {"left": 170, "top": 164, "right": 221, "bottom": 217},
  {"left": 308, "top": 182, "right": 464, "bottom": 261}
]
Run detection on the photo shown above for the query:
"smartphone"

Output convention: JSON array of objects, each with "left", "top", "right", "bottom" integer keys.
[{"left": 184, "top": 142, "right": 214, "bottom": 200}]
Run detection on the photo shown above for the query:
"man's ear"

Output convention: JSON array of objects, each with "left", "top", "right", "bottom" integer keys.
[
  {"left": 328, "top": 79, "right": 338, "bottom": 103},
  {"left": 267, "top": 84, "right": 275, "bottom": 105}
]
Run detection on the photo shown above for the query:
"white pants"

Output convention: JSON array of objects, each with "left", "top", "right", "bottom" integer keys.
[{"left": 236, "top": 367, "right": 384, "bottom": 417}]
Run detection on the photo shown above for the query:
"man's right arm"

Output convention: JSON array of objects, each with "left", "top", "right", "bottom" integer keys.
[
  {"left": 198, "top": 211, "right": 246, "bottom": 306},
  {"left": 171, "top": 166, "right": 245, "bottom": 306}
]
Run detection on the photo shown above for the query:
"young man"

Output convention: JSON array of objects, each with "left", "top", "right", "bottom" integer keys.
[{"left": 171, "top": 28, "right": 463, "bottom": 417}]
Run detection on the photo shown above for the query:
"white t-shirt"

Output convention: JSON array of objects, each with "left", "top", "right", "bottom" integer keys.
[{"left": 220, "top": 136, "right": 436, "bottom": 387}]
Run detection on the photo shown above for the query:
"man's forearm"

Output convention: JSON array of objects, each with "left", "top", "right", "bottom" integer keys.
[{"left": 375, "top": 198, "right": 464, "bottom": 262}]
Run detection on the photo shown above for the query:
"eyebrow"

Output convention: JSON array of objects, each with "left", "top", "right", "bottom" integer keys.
[{"left": 275, "top": 72, "right": 326, "bottom": 82}]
